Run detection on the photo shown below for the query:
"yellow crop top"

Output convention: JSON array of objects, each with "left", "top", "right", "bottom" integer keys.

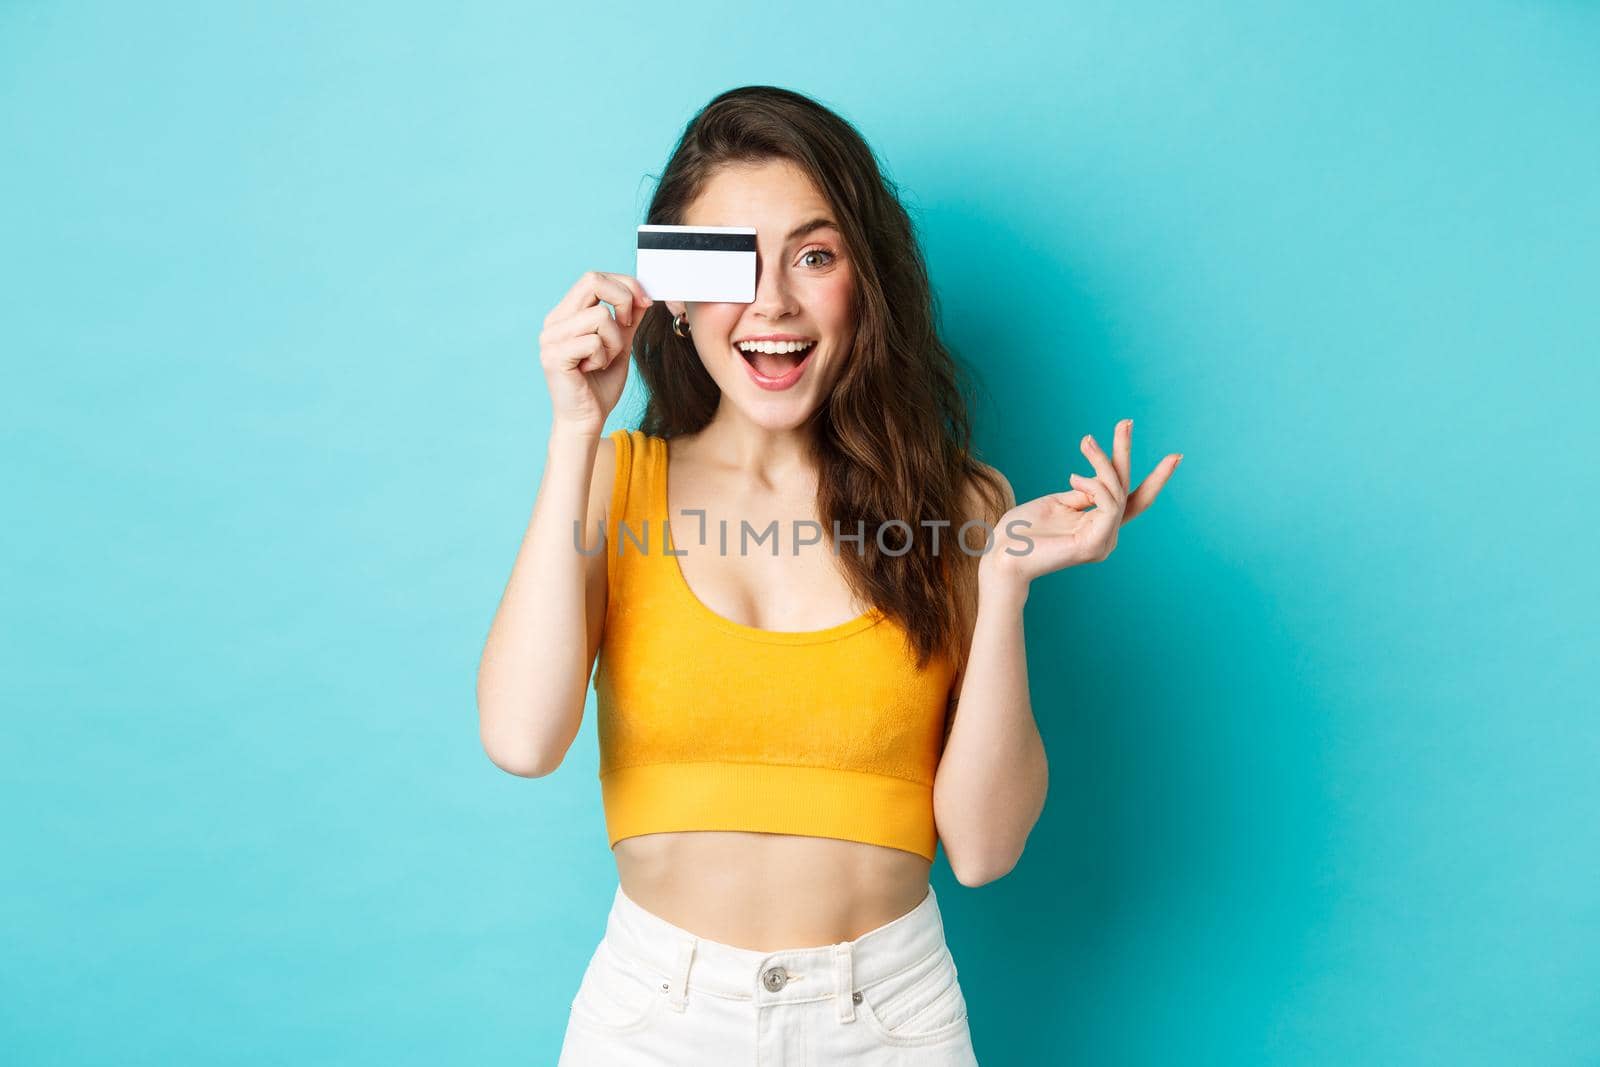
[{"left": 592, "top": 428, "right": 959, "bottom": 862}]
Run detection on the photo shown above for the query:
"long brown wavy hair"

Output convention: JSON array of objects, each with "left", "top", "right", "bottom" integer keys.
[{"left": 630, "top": 85, "right": 1009, "bottom": 673}]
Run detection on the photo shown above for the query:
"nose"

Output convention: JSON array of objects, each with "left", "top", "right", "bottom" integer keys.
[{"left": 748, "top": 251, "right": 796, "bottom": 319}]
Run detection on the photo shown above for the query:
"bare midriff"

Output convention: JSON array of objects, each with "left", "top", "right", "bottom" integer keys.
[{"left": 613, "top": 829, "right": 934, "bottom": 952}]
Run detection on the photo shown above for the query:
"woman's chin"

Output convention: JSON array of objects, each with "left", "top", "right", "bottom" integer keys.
[
  {"left": 733, "top": 400, "right": 822, "bottom": 432},
  {"left": 719, "top": 385, "right": 823, "bottom": 430}
]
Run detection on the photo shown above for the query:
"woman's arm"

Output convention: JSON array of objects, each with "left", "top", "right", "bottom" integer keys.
[
  {"left": 932, "top": 468, "right": 1049, "bottom": 887},
  {"left": 475, "top": 428, "right": 614, "bottom": 777}
]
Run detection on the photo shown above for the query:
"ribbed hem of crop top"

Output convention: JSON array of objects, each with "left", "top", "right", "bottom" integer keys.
[
  {"left": 593, "top": 427, "right": 958, "bottom": 865},
  {"left": 602, "top": 762, "right": 939, "bottom": 862}
]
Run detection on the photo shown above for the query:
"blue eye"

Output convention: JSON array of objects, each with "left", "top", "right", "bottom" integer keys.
[{"left": 801, "top": 248, "right": 837, "bottom": 268}]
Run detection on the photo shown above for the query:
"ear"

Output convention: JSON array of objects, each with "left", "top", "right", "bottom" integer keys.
[{"left": 665, "top": 300, "right": 687, "bottom": 318}]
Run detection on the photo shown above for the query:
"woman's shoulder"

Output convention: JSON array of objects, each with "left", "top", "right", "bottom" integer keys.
[
  {"left": 959, "top": 457, "right": 1015, "bottom": 525},
  {"left": 944, "top": 459, "right": 1014, "bottom": 694},
  {"left": 587, "top": 431, "right": 620, "bottom": 530},
  {"left": 590, "top": 427, "right": 655, "bottom": 528}
]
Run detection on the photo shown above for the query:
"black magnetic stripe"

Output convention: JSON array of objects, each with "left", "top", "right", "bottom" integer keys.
[{"left": 637, "top": 231, "right": 757, "bottom": 252}]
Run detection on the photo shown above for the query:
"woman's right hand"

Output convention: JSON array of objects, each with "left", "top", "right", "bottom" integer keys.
[{"left": 538, "top": 270, "right": 654, "bottom": 437}]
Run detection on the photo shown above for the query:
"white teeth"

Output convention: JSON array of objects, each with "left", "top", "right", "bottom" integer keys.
[{"left": 736, "top": 339, "right": 815, "bottom": 354}]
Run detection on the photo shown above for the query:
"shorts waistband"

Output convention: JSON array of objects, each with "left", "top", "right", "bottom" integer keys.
[{"left": 598, "top": 882, "right": 950, "bottom": 1020}]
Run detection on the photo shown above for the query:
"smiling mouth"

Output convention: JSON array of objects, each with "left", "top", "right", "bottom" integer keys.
[{"left": 738, "top": 341, "right": 817, "bottom": 377}]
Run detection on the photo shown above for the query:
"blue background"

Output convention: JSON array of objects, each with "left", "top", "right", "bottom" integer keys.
[{"left": 4, "top": 2, "right": 1596, "bottom": 1063}]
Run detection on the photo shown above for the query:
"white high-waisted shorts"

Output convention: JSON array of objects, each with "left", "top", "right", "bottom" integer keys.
[{"left": 556, "top": 881, "right": 979, "bottom": 1065}]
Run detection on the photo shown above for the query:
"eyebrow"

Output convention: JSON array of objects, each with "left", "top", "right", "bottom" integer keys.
[{"left": 785, "top": 217, "right": 839, "bottom": 242}]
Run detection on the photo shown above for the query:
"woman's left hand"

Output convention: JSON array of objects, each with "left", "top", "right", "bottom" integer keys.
[{"left": 984, "top": 419, "right": 1182, "bottom": 587}]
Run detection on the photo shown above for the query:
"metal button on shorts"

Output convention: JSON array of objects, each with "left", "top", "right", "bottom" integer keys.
[{"left": 761, "top": 966, "right": 788, "bottom": 992}]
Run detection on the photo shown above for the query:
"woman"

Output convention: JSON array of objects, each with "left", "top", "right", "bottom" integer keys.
[{"left": 478, "top": 86, "right": 1181, "bottom": 1065}]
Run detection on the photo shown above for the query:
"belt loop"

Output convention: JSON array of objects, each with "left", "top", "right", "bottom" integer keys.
[
  {"left": 833, "top": 942, "right": 855, "bottom": 1023},
  {"left": 667, "top": 936, "right": 696, "bottom": 1013}
]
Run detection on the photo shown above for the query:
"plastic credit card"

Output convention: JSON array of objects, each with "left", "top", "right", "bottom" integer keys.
[{"left": 635, "top": 225, "right": 756, "bottom": 302}]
